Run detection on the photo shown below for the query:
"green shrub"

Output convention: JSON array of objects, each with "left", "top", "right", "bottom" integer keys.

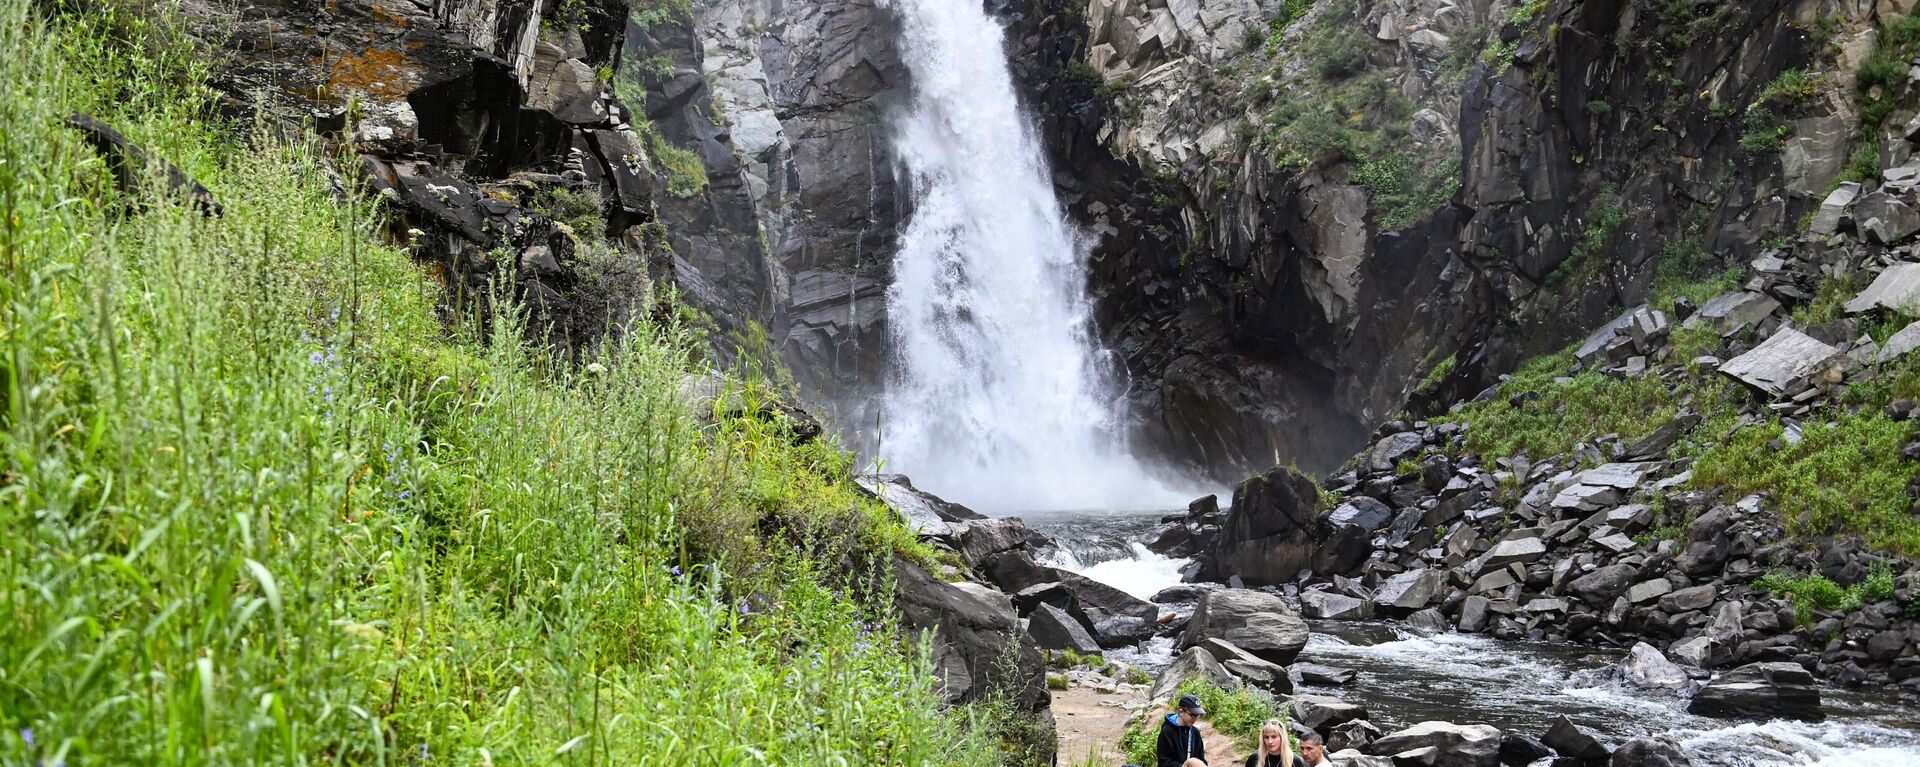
[
  {"left": 1177, "top": 679, "right": 1281, "bottom": 750},
  {"left": 647, "top": 130, "right": 710, "bottom": 198},
  {"left": 1753, "top": 568, "right": 1898, "bottom": 624},
  {"left": 1048, "top": 673, "right": 1071, "bottom": 691},
  {"left": 1741, "top": 69, "right": 1818, "bottom": 153},
  {"left": 1121, "top": 720, "right": 1159, "bottom": 765},
  {"left": 1692, "top": 413, "right": 1920, "bottom": 557},
  {"left": 1443, "top": 349, "right": 1678, "bottom": 461}
]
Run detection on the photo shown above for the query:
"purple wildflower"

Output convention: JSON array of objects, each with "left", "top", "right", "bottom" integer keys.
[{"left": 20, "top": 728, "right": 33, "bottom": 748}]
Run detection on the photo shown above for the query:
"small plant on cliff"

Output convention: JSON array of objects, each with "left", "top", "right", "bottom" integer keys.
[
  {"left": 1753, "top": 567, "right": 1896, "bottom": 624},
  {"left": 646, "top": 130, "right": 710, "bottom": 198}
]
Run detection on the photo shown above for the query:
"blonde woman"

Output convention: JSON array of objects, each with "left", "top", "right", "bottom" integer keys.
[{"left": 1242, "top": 719, "right": 1306, "bottom": 767}]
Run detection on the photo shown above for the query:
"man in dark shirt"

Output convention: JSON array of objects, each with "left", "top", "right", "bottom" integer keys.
[{"left": 1156, "top": 694, "right": 1208, "bottom": 767}]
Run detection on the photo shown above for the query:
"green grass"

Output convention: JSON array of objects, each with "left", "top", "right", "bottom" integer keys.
[
  {"left": 0, "top": 2, "right": 1012, "bottom": 764},
  {"left": 1739, "top": 69, "right": 1818, "bottom": 154},
  {"left": 1691, "top": 411, "right": 1920, "bottom": 557},
  {"left": 1443, "top": 349, "right": 1679, "bottom": 461},
  {"left": 1752, "top": 568, "right": 1898, "bottom": 625}
]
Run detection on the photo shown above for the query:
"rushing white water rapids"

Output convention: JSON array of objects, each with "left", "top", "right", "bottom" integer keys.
[
  {"left": 1031, "top": 510, "right": 1920, "bottom": 767},
  {"left": 873, "top": 0, "right": 1193, "bottom": 514}
]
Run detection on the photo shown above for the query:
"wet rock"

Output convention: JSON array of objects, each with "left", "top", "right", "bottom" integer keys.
[
  {"left": 1151, "top": 583, "right": 1216, "bottom": 603},
  {"left": 1622, "top": 642, "right": 1691, "bottom": 688},
  {"left": 953, "top": 517, "right": 1046, "bottom": 568},
  {"left": 1388, "top": 745, "right": 1439, "bottom": 766},
  {"left": 1298, "top": 663, "right": 1359, "bottom": 685},
  {"left": 1374, "top": 568, "right": 1447, "bottom": 612},
  {"left": 1541, "top": 715, "right": 1612, "bottom": 764},
  {"left": 1181, "top": 588, "right": 1311, "bottom": 664},
  {"left": 1027, "top": 603, "right": 1100, "bottom": 654},
  {"left": 1687, "top": 661, "right": 1826, "bottom": 721},
  {"left": 1303, "top": 589, "right": 1375, "bottom": 620},
  {"left": 1500, "top": 733, "right": 1554, "bottom": 766},
  {"left": 1315, "top": 521, "right": 1376, "bottom": 576},
  {"left": 856, "top": 474, "right": 988, "bottom": 540},
  {"left": 1367, "top": 721, "right": 1502, "bottom": 767},
  {"left": 1669, "top": 636, "right": 1721, "bottom": 669},
  {"left": 1330, "top": 719, "right": 1385, "bottom": 752},
  {"left": 1458, "top": 595, "right": 1492, "bottom": 633},
  {"left": 1717, "top": 328, "right": 1844, "bottom": 399},
  {"left": 1150, "top": 645, "right": 1238, "bottom": 702},
  {"left": 1608, "top": 735, "right": 1691, "bottom": 767},
  {"left": 1091, "top": 615, "right": 1156, "bottom": 649},
  {"left": 1296, "top": 694, "right": 1370, "bottom": 732}
]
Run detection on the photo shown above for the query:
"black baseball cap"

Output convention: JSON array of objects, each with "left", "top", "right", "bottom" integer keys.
[{"left": 1178, "top": 693, "right": 1206, "bottom": 716}]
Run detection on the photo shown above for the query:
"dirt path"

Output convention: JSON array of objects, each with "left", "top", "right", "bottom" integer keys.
[{"left": 1052, "top": 687, "right": 1242, "bottom": 766}]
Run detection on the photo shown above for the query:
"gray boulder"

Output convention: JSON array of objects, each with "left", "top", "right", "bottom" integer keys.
[
  {"left": 1027, "top": 603, "right": 1101, "bottom": 654},
  {"left": 1609, "top": 735, "right": 1692, "bottom": 766},
  {"left": 1568, "top": 564, "right": 1637, "bottom": 607},
  {"left": 1374, "top": 568, "right": 1446, "bottom": 612},
  {"left": 1847, "top": 262, "right": 1920, "bottom": 314},
  {"left": 1181, "top": 588, "right": 1311, "bottom": 664},
  {"left": 1205, "top": 467, "right": 1322, "bottom": 585},
  {"left": 892, "top": 560, "right": 1050, "bottom": 719},
  {"left": 1329, "top": 497, "right": 1394, "bottom": 531},
  {"left": 1295, "top": 694, "right": 1369, "bottom": 732},
  {"left": 1542, "top": 715, "right": 1612, "bottom": 764},
  {"left": 1302, "top": 589, "right": 1374, "bottom": 620},
  {"left": 1717, "top": 328, "right": 1843, "bottom": 399},
  {"left": 1687, "top": 662, "right": 1826, "bottom": 722},
  {"left": 1621, "top": 642, "right": 1690, "bottom": 688},
  {"left": 1367, "top": 722, "right": 1502, "bottom": 767},
  {"left": 1195, "top": 638, "right": 1293, "bottom": 694}
]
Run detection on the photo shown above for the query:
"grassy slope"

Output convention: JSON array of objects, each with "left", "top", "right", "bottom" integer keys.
[{"left": 0, "top": 2, "right": 1008, "bottom": 764}]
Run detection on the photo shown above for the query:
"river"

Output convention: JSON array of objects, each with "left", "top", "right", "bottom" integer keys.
[{"left": 1029, "top": 508, "right": 1920, "bottom": 767}]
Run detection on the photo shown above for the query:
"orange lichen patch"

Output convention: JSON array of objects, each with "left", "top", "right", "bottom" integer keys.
[
  {"left": 369, "top": 4, "right": 409, "bottom": 26},
  {"left": 321, "top": 47, "right": 420, "bottom": 100}
]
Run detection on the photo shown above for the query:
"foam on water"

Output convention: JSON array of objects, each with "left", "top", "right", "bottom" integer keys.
[{"left": 1049, "top": 542, "right": 1186, "bottom": 602}]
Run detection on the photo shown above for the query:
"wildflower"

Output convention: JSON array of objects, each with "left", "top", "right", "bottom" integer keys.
[
  {"left": 670, "top": 566, "right": 683, "bottom": 577},
  {"left": 419, "top": 743, "right": 429, "bottom": 761},
  {"left": 398, "top": 490, "right": 412, "bottom": 500},
  {"left": 309, "top": 350, "right": 326, "bottom": 365},
  {"left": 585, "top": 362, "right": 608, "bottom": 376},
  {"left": 20, "top": 728, "right": 33, "bottom": 748}
]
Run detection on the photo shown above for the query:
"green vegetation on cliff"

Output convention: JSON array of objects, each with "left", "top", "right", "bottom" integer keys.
[{"left": 0, "top": 2, "right": 1008, "bottom": 763}]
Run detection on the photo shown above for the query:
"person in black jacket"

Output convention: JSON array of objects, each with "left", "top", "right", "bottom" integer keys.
[
  {"left": 1242, "top": 720, "right": 1306, "bottom": 767},
  {"left": 1156, "top": 694, "right": 1208, "bottom": 767}
]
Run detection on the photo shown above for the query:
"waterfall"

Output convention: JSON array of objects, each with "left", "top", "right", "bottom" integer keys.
[{"left": 875, "top": 0, "right": 1189, "bottom": 513}]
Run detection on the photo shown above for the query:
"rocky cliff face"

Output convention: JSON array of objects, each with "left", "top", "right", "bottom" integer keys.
[
  {"left": 626, "top": 0, "right": 908, "bottom": 427},
  {"left": 1000, "top": 0, "right": 1902, "bottom": 482}
]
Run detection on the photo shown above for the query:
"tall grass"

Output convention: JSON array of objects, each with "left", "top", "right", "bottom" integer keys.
[{"left": 0, "top": 1, "right": 1009, "bottom": 764}]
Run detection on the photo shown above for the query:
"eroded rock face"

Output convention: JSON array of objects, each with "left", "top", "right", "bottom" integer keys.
[
  {"left": 636, "top": 0, "right": 908, "bottom": 424},
  {"left": 892, "top": 559, "right": 1055, "bottom": 753}
]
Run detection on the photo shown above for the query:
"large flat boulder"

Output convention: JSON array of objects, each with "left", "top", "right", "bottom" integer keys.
[
  {"left": 1681, "top": 291, "right": 1780, "bottom": 336},
  {"left": 1687, "top": 661, "right": 1825, "bottom": 722},
  {"left": 1180, "top": 588, "right": 1311, "bottom": 664},
  {"left": 1367, "top": 722, "right": 1503, "bottom": 767},
  {"left": 856, "top": 473, "right": 986, "bottom": 540},
  {"left": 1717, "top": 328, "right": 1842, "bottom": 399},
  {"left": 1845, "top": 262, "right": 1920, "bottom": 314}
]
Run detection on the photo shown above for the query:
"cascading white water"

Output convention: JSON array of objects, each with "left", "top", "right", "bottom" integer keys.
[{"left": 876, "top": 0, "right": 1189, "bottom": 514}]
